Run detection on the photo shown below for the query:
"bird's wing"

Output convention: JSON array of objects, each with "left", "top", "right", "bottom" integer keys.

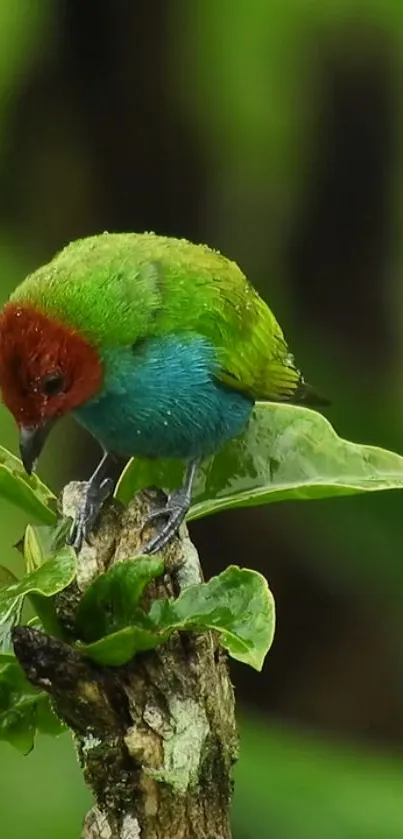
[
  {"left": 14, "top": 232, "right": 310, "bottom": 403},
  {"left": 152, "top": 237, "right": 305, "bottom": 402}
]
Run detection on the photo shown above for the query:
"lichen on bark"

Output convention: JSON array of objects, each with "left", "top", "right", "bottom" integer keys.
[{"left": 13, "top": 483, "right": 238, "bottom": 839}]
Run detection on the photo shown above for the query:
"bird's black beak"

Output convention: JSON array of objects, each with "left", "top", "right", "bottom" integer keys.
[{"left": 19, "top": 421, "right": 55, "bottom": 475}]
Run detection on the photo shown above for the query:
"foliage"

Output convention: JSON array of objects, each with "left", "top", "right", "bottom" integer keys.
[
  {"left": 1, "top": 403, "right": 403, "bottom": 752},
  {"left": 1, "top": 3, "right": 403, "bottom": 838},
  {"left": 0, "top": 654, "right": 64, "bottom": 754},
  {"left": 77, "top": 562, "right": 274, "bottom": 669},
  {"left": 0, "top": 444, "right": 56, "bottom": 525},
  {"left": 116, "top": 402, "right": 403, "bottom": 516}
]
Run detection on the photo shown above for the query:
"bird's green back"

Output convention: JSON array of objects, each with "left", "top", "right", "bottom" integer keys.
[{"left": 11, "top": 231, "right": 303, "bottom": 402}]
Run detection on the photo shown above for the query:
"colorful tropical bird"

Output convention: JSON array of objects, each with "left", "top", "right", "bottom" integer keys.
[{"left": 0, "top": 232, "right": 326, "bottom": 553}]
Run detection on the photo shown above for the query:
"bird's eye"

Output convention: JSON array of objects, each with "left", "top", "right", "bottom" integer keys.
[{"left": 41, "top": 373, "right": 66, "bottom": 397}]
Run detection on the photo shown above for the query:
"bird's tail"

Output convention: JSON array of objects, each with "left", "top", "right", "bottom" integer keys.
[
  {"left": 263, "top": 352, "right": 330, "bottom": 406},
  {"left": 290, "top": 377, "right": 331, "bottom": 408}
]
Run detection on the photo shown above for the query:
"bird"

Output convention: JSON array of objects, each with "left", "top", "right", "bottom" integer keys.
[{"left": 0, "top": 232, "right": 327, "bottom": 554}]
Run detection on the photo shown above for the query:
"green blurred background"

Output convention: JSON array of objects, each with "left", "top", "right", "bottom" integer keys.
[{"left": 1, "top": 1, "right": 403, "bottom": 836}]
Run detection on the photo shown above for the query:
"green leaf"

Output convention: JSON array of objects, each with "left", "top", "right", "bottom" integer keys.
[
  {"left": 0, "top": 443, "right": 57, "bottom": 524},
  {"left": 0, "top": 658, "right": 64, "bottom": 752},
  {"left": 81, "top": 623, "right": 171, "bottom": 666},
  {"left": 22, "top": 525, "right": 72, "bottom": 637},
  {"left": 24, "top": 524, "right": 55, "bottom": 572},
  {"left": 80, "top": 564, "right": 274, "bottom": 671},
  {"left": 0, "top": 528, "right": 74, "bottom": 641},
  {"left": 116, "top": 456, "right": 182, "bottom": 507},
  {"left": 35, "top": 695, "right": 66, "bottom": 737},
  {"left": 0, "top": 595, "right": 23, "bottom": 654},
  {"left": 0, "top": 651, "right": 18, "bottom": 669},
  {"left": 0, "top": 531, "right": 68, "bottom": 656},
  {"left": 115, "top": 403, "right": 403, "bottom": 519},
  {"left": 150, "top": 566, "right": 275, "bottom": 670},
  {"left": 0, "top": 566, "right": 23, "bottom": 654},
  {"left": 75, "top": 556, "right": 165, "bottom": 642},
  {"left": 0, "top": 537, "right": 76, "bottom": 603}
]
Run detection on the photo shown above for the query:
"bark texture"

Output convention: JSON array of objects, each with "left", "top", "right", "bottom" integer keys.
[{"left": 13, "top": 484, "right": 238, "bottom": 839}]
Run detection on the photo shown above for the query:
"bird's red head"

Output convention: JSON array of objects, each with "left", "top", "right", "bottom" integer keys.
[{"left": 0, "top": 303, "right": 103, "bottom": 472}]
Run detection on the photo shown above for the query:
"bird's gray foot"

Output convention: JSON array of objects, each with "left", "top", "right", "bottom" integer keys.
[
  {"left": 67, "top": 453, "right": 115, "bottom": 552},
  {"left": 141, "top": 487, "right": 191, "bottom": 554},
  {"left": 141, "top": 460, "right": 198, "bottom": 554},
  {"left": 67, "top": 477, "right": 114, "bottom": 552}
]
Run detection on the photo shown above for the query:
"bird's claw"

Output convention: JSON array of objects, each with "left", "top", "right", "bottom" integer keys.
[
  {"left": 141, "top": 489, "right": 191, "bottom": 554},
  {"left": 67, "top": 477, "right": 114, "bottom": 552}
]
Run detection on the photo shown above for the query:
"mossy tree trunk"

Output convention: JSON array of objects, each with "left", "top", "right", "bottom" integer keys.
[{"left": 13, "top": 485, "right": 238, "bottom": 839}]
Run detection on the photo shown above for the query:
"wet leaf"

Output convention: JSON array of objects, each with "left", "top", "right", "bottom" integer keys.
[
  {"left": 0, "top": 536, "right": 76, "bottom": 603},
  {"left": 81, "top": 622, "right": 170, "bottom": 666},
  {"left": 0, "top": 444, "right": 56, "bottom": 524},
  {"left": 23, "top": 524, "right": 56, "bottom": 572},
  {"left": 75, "top": 556, "right": 165, "bottom": 642},
  {"left": 0, "top": 652, "right": 18, "bottom": 669},
  {"left": 80, "top": 565, "right": 274, "bottom": 671},
  {"left": 150, "top": 566, "right": 275, "bottom": 671},
  {"left": 35, "top": 696, "right": 66, "bottom": 737},
  {"left": 22, "top": 525, "right": 71, "bottom": 637},
  {"left": 115, "top": 403, "right": 403, "bottom": 519},
  {"left": 0, "top": 567, "right": 23, "bottom": 654},
  {"left": 0, "top": 658, "right": 64, "bottom": 752}
]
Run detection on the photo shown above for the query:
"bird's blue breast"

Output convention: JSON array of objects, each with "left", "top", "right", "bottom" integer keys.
[{"left": 74, "top": 335, "right": 253, "bottom": 460}]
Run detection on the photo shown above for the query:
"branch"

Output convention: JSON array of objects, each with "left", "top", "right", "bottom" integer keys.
[{"left": 13, "top": 483, "right": 238, "bottom": 839}]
